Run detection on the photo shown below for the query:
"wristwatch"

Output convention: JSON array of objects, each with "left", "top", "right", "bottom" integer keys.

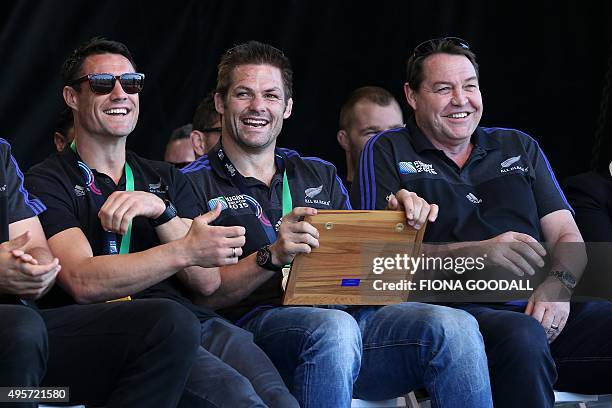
[
  {"left": 548, "top": 270, "right": 577, "bottom": 290},
  {"left": 256, "top": 245, "right": 284, "bottom": 273},
  {"left": 149, "top": 199, "right": 177, "bottom": 227}
]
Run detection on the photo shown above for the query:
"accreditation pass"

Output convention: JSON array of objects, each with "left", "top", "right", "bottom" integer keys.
[{"left": 0, "top": 387, "right": 69, "bottom": 402}]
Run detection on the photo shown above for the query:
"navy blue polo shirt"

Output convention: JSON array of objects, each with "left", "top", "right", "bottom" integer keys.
[
  {"left": 0, "top": 139, "right": 46, "bottom": 304},
  {"left": 182, "top": 144, "right": 351, "bottom": 322},
  {"left": 25, "top": 148, "right": 217, "bottom": 321},
  {"left": 351, "top": 118, "right": 571, "bottom": 242}
]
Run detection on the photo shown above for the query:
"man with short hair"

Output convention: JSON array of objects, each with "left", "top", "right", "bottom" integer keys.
[
  {"left": 337, "top": 86, "right": 404, "bottom": 189},
  {"left": 0, "top": 138, "right": 201, "bottom": 407},
  {"left": 53, "top": 106, "right": 75, "bottom": 152},
  {"left": 26, "top": 37, "right": 298, "bottom": 408},
  {"left": 191, "top": 92, "right": 222, "bottom": 156},
  {"left": 183, "top": 40, "right": 493, "bottom": 408},
  {"left": 164, "top": 123, "right": 196, "bottom": 168},
  {"left": 353, "top": 36, "right": 612, "bottom": 407}
]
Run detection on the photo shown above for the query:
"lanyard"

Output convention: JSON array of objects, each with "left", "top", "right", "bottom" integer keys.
[
  {"left": 217, "top": 146, "right": 292, "bottom": 243},
  {"left": 70, "top": 141, "right": 134, "bottom": 255}
]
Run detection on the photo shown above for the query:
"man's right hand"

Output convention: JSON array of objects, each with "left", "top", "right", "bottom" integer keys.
[
  {"left": 182, "top": 204, "right": 246, "bottom": 267},
  {"left": 0, "top": 232, "right": 61, "bottom": 299},
  {"left": 387, "top": 189, "right": 438, "bottom": 230},
  {"left": 269, "top": 207, "right": 319, "bottom": 266},
  {"left": 481, "top": 231, "right": 547, "bottom": 276}
]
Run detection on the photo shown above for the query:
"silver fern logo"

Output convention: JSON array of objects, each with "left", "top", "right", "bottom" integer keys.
[
  {"left": 501, "top": 155, "right": 521, "bottom": 168},
  {"left": 305, "top": 185, "right": 323, "bottom": 198}
]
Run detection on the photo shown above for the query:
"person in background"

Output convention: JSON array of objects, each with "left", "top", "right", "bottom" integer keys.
[
  {"left": 191, "top": 92, "right": 222, "bottom": 156},
  {"left": 53, "top": 106, "right": 75, "bottom": 152},
  {"left": 336, "top": 86, "right": 403, "bottom": 190},
  {"left": 165, "top": 123, "right": 196, "bottom": 168}
]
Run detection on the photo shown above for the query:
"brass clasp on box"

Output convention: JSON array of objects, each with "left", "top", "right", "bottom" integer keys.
[{"left": 395, "top": 223, "right": 405, "bottom": 232}]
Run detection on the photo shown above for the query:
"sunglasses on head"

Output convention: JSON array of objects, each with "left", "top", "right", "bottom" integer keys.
[
  {"left": 69, "top": 73, "right": 145, "bottom": 95},
  {"left": 412, "top": 37, "right": 470, "bottom": 58}
]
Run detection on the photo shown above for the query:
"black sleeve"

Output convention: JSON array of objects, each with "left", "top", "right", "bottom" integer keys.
[
  {"left": 1, "top": 140, "right": 46, "bottom": 223},
  {"left": 351, "top": 134, "right": 402, "bottom": 210},
  {"left": 168, "top": 166, "right": 201, "bottom": 219},
  {"left": 524, "top": 134, "right": 573, "bottom": 218},
  {"left": 564, "top": 173, "right": 612, "bottom": 242},
  {"left": 25, "top": 164, "right": 81, "bottom": 239}
]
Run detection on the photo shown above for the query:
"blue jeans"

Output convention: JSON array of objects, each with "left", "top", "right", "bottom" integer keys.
[
  {"left": 455, "top": 301, "right": 612, "bottom": 408},
  {"left": 242, "top": 304, "right": 493, "bottom": 408},
  {"left": 180, "top": 317, "right": 299, "bottom": 408}
]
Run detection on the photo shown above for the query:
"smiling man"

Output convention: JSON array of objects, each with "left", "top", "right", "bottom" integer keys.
[
  {"left": 25, "top": 37, "right": 298, "bottom": 408},
  {"left": 182, "top": 40, "right": 493, "bottom": 408},
  {"left": 353, "top": 37, "right": 612, "bottom": 407}
]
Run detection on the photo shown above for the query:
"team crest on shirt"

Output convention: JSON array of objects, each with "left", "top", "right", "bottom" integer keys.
[
  {"left": 0, "top": 184, "right": 6, "bottom": 192},
  {"left": 208, "top": 194, "right": 273, "bottom": 226},
  {"left": 304, "top": 185, "right": 330, "bottom": 206},
  {"left": 500, "top": 155, "right": 528, "bottom": 173},
  {"left": 398, "top": 161, "right": 437, "bottom": 175},
  {"left": 148, "top": 179, "right": 167, "bottom": 194}
]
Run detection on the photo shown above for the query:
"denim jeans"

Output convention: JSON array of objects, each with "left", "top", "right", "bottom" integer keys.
[
  {"left": 242, "top": 303, "right": 493, "bottom": 408},
  {"left": 180, "top": 317, "right": 299, "bottom": 408},
  {"left": 455, "top": 301, "right": 612, "bottom": 408}
]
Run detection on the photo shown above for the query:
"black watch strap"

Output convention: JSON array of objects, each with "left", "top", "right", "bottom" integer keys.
[
  {"left": 149, "top": 200, "right": 177, "bottom": 227},
  {"left": 256, "top": 245, "right": 284, "bottom": 273}
]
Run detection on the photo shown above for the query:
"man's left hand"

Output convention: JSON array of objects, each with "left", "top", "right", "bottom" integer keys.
[
  {"left": 525, "top": 279, "right": 571, "bottom": 343},
  {"left": 99, "top": 191, "right": 166, "bottom": 234}
]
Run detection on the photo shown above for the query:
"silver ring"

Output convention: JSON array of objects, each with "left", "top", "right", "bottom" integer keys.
[
  {"left": 231, "top": 247, "right": 236, "bottom": 258},
  {"left": 550, "top": 324, "right": 559, "bottom": 331}
]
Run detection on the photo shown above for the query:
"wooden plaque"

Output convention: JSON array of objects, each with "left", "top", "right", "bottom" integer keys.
[{"left": 282, "top": 210, "right": 426, "bottom": 305}]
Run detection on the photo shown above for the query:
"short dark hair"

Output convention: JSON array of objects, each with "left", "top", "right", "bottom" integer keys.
[
  {"left": 339, "top": 86, "right": 399, "bottom": 130},
  {"left": 54, "top": 105, "right": 74, "bottom": 136},
  {"left": 169, "top": 124, "right": 193, "bottom": 142},
  {"left": 406, "top": 38, "right": 479, "bottom": 91},
  {"left": 192, "top": 92, "right": 220, "bottom": 131},
  {"left": 216, "top": 41, "right": 293, "bottom": 101},
  {"left": 60, "top": 37, "right": 137, "bottom": 90}
]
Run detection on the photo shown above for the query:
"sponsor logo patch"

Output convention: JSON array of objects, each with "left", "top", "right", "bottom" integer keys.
[
  {"left": 208, "top": 196, "right": 229, "bottom": 211},
  {"left": 398, "top": 161, "right": 437, "bottom": 175},
  {"left": 74, "top": 185, "right": 86, "bottom": 197}
]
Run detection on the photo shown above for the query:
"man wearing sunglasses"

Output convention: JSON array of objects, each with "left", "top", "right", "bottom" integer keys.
[
  {"left": 182, "top": 40, "right": 493, "bottom": 408},
  {"left": 353, "top": 37, "right": 612, "bottom": 407},
  {"left": 25, "top": 37, "right": 298, "bottom": 407},
  {"left": 190, "top": 92, "right": 222, "bottom": 155}
]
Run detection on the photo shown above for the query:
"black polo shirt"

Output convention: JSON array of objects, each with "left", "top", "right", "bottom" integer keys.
[
  {"left": 182, "top": 145, "right": 352, "bottom": 322},
  {"left": 0, "top": 139, "right": 46, "bottom": 304},
  {"left": 25, "top": 147, "right": 216, "bottom": 320},
  {"left": 351, "top": 118, "right": 571, "bottom": 242}
]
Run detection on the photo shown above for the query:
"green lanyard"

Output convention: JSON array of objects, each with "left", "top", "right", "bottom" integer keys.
[
  {"left": 282, "top": 170, "right": 292, "bottom": 216},
  {"left": 70, "top": 141, "right": 134, "bottom": 254}
]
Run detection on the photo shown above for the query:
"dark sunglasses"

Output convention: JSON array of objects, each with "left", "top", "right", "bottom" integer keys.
[
  {"left": 412, "top": 37, "right": 470, "bottom": 58},
  {"left": 69, "top": 73, "right": 145, "bottom": 95},
  {"left": 200, "top": 127, "right": 222, "bottom": 133}
]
